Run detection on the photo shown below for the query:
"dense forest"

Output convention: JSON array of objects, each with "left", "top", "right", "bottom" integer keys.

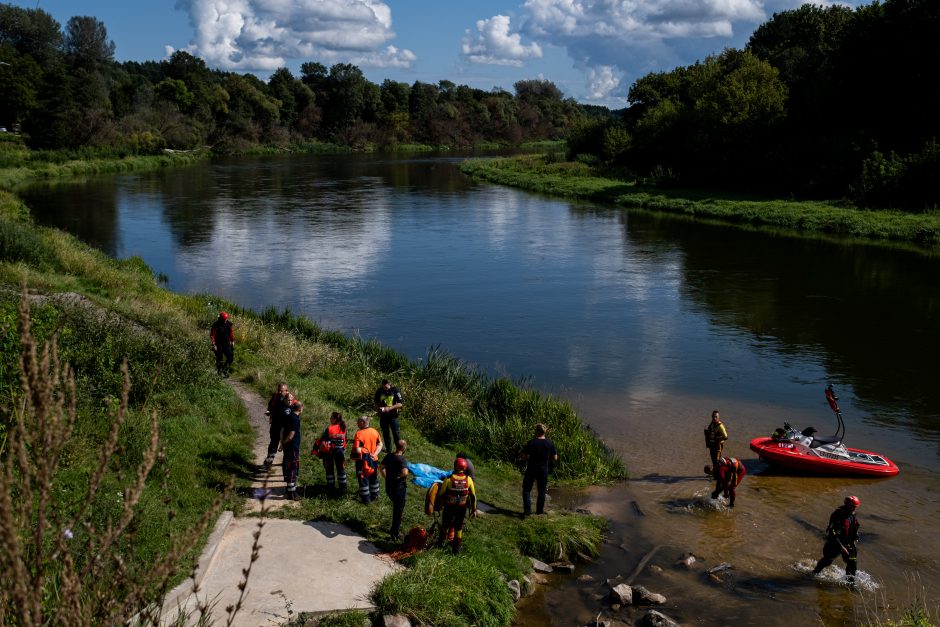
[
  {"left": 1, "top": 0, "right": 937, "bottom": 209},
  {"left": 0, "top": 4, "right": 596, "bottom": 154},
  {"left": 569, "top": 0, "right": 939, "bottom": 209}
]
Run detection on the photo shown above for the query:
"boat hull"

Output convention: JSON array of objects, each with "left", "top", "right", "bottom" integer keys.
[{"left": 749, "top": 437, "right": 900, "bottom": 477}]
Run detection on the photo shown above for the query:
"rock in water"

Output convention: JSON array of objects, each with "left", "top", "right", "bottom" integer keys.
[
  {"left": 529, "top": 556, "right": 554, "bottom": 573},
  {"left": 632, "top": 585, "right": 667, "bottom": 605},
  {"left": 609, "top": 583, "right": 633, "bottom": 605},
  {"left": 640, "top": 609, "right": 681, "bottom": 627}
]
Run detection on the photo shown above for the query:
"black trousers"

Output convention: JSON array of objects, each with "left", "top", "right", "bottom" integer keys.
[
  {"left": 814, "top": 539, "right": 857, "bottom": 576},
  {"left": 387, "top": 483, "right": 407, "bottom": 537},
  {"left": 523, "top": 467, "right": 549, "bottom": 514},
  {"left": 214, "top": 343, "right": 234, "bottom": 374}
]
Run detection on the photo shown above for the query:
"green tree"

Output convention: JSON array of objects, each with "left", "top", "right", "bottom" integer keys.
[
  {"left": 154, "top": 77, "right": 194, "bottom": 112},
  {"left": 0, "top": 4, "right": 62, "bottom": 66},
  {"left": 64, "top": 15, "right": 115, "bottom": 71},
  {"left": 0, "top": 52, "right": 41, "bottom": 129}
]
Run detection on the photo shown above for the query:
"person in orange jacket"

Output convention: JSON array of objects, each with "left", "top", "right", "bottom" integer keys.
[{"left": 352, "top": 415, "right": 382, "bottom": 503}]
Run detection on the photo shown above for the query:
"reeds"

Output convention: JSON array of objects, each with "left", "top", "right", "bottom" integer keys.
[{"left": 0, "top": 290, "right": 229, "bottom": 626}]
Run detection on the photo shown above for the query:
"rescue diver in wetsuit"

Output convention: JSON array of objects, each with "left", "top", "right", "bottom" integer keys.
[{"left": 813, "top": 495, "right": 861, "bottom": 578}]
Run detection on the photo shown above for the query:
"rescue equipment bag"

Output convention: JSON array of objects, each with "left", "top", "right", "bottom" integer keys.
[
  {"left": 425, "top": 480, "right": 443, "bottom": 515},
  {"left": 443, "top": 474, "right": 470, "bottom": 507}
]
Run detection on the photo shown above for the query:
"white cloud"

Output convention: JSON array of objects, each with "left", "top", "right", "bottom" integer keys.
[
  {"left": 175, "top": 0, "right": 415, "bottom": 72},
  {"left": 461, "top": 14, "right": 543, "bottom": 67},
  {"left": 507, "top": 0, "right": 773, "bottom": 104},
  {"left": 586, "top": 65, "right": 620, "bottom": 100}
]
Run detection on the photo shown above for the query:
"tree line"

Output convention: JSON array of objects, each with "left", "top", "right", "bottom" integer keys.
[
  {"left": 3, "top": 1, "right": 936, "bottom": 209},
  {"left": 569, "top": 0, "right": 939, "bottom": 210},
  {"left": 0, "top": 4, "right": 595, "bottom": 154}
]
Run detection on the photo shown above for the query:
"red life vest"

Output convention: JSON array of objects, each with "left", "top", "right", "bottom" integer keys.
[
  {"left": 443, "top": 473, "right": 470, "bottom": 507},
  {"left": 328, "top": 423, "right": 346, "bottom": 450}
]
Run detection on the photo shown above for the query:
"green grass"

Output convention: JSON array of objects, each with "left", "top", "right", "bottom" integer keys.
[
  {"left": 0, "top": 201, "right": 623, "bottom": 625},
  {"left": 460, "top": 155, "right": 940, "bottom": 252}
]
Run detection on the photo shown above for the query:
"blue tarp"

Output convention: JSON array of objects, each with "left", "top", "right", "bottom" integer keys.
[{"left": 407, "top": 462, "right": 452, "bottom": 488}]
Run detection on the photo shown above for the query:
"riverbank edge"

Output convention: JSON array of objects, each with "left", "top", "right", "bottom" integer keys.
[
  {"left": 0, "top": 195, "right": 622, "bottom": 626},
  {"left": 0, "top": 138, "right": 565, "bottom": 192},
  {"left": 459, "top": 155, "right": 940, "bottom": 254}
]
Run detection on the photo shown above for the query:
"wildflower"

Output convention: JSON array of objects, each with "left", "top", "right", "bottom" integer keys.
[{"left": 63, "top": 528, "right": 74, "bottom": 540}]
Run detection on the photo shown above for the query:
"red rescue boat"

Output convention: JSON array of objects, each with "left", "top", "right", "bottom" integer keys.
[{"left": 749, "top": 385, "right": 900, "bottom": 477}]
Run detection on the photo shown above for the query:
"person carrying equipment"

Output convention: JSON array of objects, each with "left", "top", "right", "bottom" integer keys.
[
  {"left": 438, "top": 457, "right": 476, "bottom": 554},
  {"left": 704, "top": 410, "right": 728, "bottom": 467},
  {"left": 704, "top": 457, "right": 746, "bottom": 507},
  {"left": 352, "top": 415, "right": 383, "bottom": 503},
  {"left": 813, "top": 496, "right": 861, "bottom": 578},
  {"left": 209, "top": 312, "right": 235, "bottom": 377},
  {"left": 313, "top": 411, "right": 347, "bottom": 495}
]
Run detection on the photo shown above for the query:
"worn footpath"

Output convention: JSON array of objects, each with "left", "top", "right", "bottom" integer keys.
[{"left": 162, "top": 380, "right": 399, "bottom": 626}]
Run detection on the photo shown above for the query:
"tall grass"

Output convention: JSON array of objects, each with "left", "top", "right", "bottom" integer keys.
[
  {"left": 460, "top": 156, "right": 940, "bottom": 251},
  {"left": 252, "top": 307, "right": 626, "bottom": 483},
  {"left": 0, "top": 292, "right": 241, "bottom": 625}
]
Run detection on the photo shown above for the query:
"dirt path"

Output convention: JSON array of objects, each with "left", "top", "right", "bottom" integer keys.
[{"left": 162, "top": 380, "right": 399, "bottom": 626}]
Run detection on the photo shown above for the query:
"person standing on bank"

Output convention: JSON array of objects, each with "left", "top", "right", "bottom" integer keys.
[
  {"left": 209, "top": 312, "right": 235, "bottom": 377},
  {"left": 374, "top": 378, "right": 403, "bottom": 450},
  {"left": 315, "top": 411, "right": 348, "bottom": 495},
  {"left": 264, "top": 382, "right": 295, "bottom": 469},
  {"left": 279, "top": 401, "right": 303, "bottom": 501},
  {"left": 380, "top": 439, "right": 409, "bottom": 541},
  {"left": 704, "top": 457, "right": 746, "bottom": 507},
  {"left": 438, "top": 457, "right": 476, "bottom": 554},
  {"left": 704, "top": 410, "right": 728, "bottom": 467},
  {"left": 352, "top": 415, "right": 383, "bottom": 504},
  {"left": 521, "top": 423, "right": 558, "bottom": 516},
  {"left": 813, "top": 496, "right": 861, "bottom": 578}
]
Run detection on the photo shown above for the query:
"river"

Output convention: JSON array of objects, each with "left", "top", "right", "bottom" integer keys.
[{"left": 21, "top": 153, "right": 940, "bottom": 625}]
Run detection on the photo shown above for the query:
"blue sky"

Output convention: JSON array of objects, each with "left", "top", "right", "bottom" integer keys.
[{"left": 14, "top": 0, "right": 862, "bottom": 107}]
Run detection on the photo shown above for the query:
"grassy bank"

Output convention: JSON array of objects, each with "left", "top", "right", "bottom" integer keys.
[
  {"left": 459, "top": 155, "right": 940, "bottom": 251},
  {"left": 0, "top": 189, "right": 624, "bottom": 624}
]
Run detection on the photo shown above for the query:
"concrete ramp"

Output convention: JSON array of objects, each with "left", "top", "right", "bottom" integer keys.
[{"left": 164, "top": 518, "right": 399, "bottom": 626}]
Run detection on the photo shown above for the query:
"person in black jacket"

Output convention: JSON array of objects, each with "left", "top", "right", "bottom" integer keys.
[
  {"left": 813, "top": 496, "right": 861, "bottom": 578},
  {"left": 209, "top": 311, "right": 235, "bottom": 376},
  {"left": 520, "top": 423, "right": 558, "bottom": 516},
  {"left": 264, "top": 383, "right": 295, "bottom": 468},
  {"left": 380, "top": 439, "right": 409, "bottom": 541}
]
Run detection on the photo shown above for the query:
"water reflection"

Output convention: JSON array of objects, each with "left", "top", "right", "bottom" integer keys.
[{"left": 19, "top": 152, "right": 940, "bottom": 626}]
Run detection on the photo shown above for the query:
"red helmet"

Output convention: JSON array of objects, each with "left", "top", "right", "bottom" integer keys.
[
  {"left": 845, "top": 495, "right": 860, "bottom": 507},
  {"left": 219, "top": 311, "right": 229, "bottom": 320},
  {"left": 454, "top": 457, "right": 468, "bottom": 472}
]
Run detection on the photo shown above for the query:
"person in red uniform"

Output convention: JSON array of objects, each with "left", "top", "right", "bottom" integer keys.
[
  {"left": 314, "top": 412, "right": 347, "bottom": 495},
  {"left": 209, "top": 311, "right": 235, "bottom": 376},
  {"left": 704, "top": 456, "right": 746, "bottom": 507},
  {"left": 438, "top": 457, "right": 477, "bottom": 554},
  {"left": 813, "top": 496, "right": 861, "bottom": 578}
]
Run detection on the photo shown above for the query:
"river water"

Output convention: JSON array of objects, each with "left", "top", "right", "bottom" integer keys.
[{"left": 22, "top": 153, "right": 940, "bottom": 625}]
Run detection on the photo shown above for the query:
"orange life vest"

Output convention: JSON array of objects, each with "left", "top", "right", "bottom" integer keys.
[
  {"left": 327, "top": 423, "right": 346, "bottom": 450},
  {"left": 443, "top": 473, "right": 470, "bottom": 507}
]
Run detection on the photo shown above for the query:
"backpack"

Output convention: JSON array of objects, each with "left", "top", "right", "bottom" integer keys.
[{"left": 403, "top": 526, "right": 428, "bottom": 552}]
